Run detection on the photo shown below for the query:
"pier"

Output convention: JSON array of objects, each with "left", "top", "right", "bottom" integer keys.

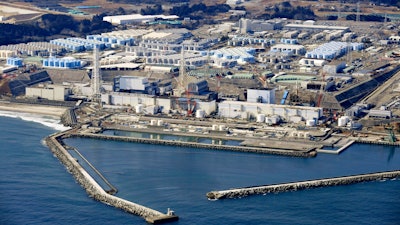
[
  {"left": 317, "top": 140, "right": 355, "bottom": 154},
  {"left": 67, "top": 131, "right": 317, "bottom": 158},
  {"left": 45, "top": 129, "right": 178, "bottom": 224},
  {"left": 206, "top": 170, "right": 400, "bottom": 200}
]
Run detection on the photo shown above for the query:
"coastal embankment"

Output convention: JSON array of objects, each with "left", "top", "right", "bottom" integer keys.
[
  {"left": 206, "top": 170, "right": 400, "bottom": 200},
  {"left": 0, "top": 101, "right": 68, "bottom": 117},
  {"left": 45, "top": 129, "right": 178, "bottom": 224}
]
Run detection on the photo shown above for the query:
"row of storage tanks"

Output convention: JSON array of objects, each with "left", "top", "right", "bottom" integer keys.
[
  {"left": 6, "top": 57, "right": 23, "bottom": 67},
  {"left": 42, "top": 57, "right": 82, "bottom": 68},
  {"left": 256, "top": 113, "right": 318, "bottom": 126},
  {"left": 305, "top": 41, "right": 364, "bottom": 60}
]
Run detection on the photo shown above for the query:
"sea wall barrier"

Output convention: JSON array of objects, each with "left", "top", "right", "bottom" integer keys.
[
  {"left": 355, "top": 139, "right": 400, "bottom": 146},
  {"left": 68, "top": 132, "right": 316, "bottom": 158},
  {"left": 45, "top": 130, "right": 178, "bottom": 224},
  {"left": 206, "top": 170, "right": 400, "bottom": 200}
]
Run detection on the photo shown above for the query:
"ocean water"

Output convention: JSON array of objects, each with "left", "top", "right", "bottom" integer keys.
[{"left": 0, "top": 112, "right": 399, "bottom": 225}]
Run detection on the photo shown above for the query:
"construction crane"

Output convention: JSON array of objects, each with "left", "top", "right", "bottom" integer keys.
[
  {"left": 174, "top": 47, "right": 196, "bottom": 116},
  {"left": 384, "top": 125, "right": 397, "bottom": 143},
  {"left": 250, "top": 65, "right": 268, "bottom": 88}
]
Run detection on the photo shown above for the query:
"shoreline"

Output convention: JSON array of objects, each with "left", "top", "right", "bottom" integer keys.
[{"left": 0, "top": 101, "right": 68, "bottom": 117}]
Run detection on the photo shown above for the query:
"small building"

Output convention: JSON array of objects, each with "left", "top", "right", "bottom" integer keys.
[{"left": 368, "top": 109, "right": 392, "bottom": 119}]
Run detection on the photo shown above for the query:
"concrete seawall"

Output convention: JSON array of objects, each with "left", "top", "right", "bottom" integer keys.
[
  {"left": 45, "top": 130, "right": 178, "bottom": 224},
  {"left": 206, "top": 170, "right": 400, "bottom": 200},
  {"left": 355, "top": 139, "right": 400, "bottom": 146},
  {"left": 68, "top": 132, "right": 316, "bottom": 158}
]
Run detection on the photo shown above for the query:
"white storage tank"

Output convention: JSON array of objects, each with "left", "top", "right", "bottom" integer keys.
[
  {"left": 338, "top": 116, "right": 349, "bottom": 127},
  {"left": 306, "top": 119, "right": 316, "bottom": 127},
  {"left": 195, "top": 109, "right": 205, "bottom": 118},
  {"left": 135, "top": 104, "right": 143, "bottom": 113},
  {"left": 150, "top": 119, "right": 157, "bottom": 126},
  {"left": 270, "top": 115, "right": 280, "bottom": 125},
  {"left": 219, "top": 124, "right": 226, "bottom": 131},
  {"left": 157, "top": 120, "right": 164, "bottom": 126},
  {"left": 256, "top": 114, "right": 266, "bottom": 123},
  {"left": 212, "top": 124, "right": 219, "bottom": 131}
]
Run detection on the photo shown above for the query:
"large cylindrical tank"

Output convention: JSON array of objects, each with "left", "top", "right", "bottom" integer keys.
[
  {"left": 157, "top": 120, "right": 164, "bottom": 126},
  {"left": 212, "top": 124, "right": 219, "bottom": 131},
  {"left": 338, "top": 116, "right": 349, "bottom": 127},
  {"left": 150, "top": 119, "right": 157, "bottom": 126},
  {"left": 267, "top": 115, "right": 280, "bottom": 125},
  {"left": 306, "top": 119, "right": 316, "bottom": 127},
  {"left": 219, "top": 124, "right": 226, "bottom": 131},
  {"left": 256, "top": 114, "right": 265, "bottom": 123},
  {"left": 195, "top": 110, "right": 205, "bottom": 118},
  {"left": 135, "top": 104, "right": 143, "bottom": 113}
]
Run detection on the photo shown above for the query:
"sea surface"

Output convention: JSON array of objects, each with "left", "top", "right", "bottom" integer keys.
[{"left": 0, "top": 111, "right": 399, "bottom": 225}]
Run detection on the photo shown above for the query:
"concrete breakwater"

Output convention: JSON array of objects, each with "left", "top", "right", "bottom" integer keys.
[
  {"left": 206, "top": 170, "right": 400, "bottom": 200},
  {"left": 45, "top": 130, "right": 178, "bottom": 224},
  {"left": 68, "top": 132, "right": 317, "bottom": 158},
  {"left": 355, "top": 139, "right": 400, "bottom": 146}
]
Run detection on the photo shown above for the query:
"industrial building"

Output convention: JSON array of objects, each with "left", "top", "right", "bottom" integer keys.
[
  {"left": 101, "top": 91, "right": 217, "bottom": 116},
  {"left": 247, "top": 88, "right": 276, "bottom": 104},
  {"left": 368, "top": 109, "right": 392, "bottom": 119},
  {"left": 26, "top": 84, "right": 71, "bottom": 101},
  {"left": 103, "top": 14, "right": 179, "bottom": 25},
  {"left": 113, "top": 76, "right": 159, "bottom": 95},
  {"left": 218, "top": 100, "right": 322, "bottom": 122},
  {"left": 238, "top": 18, "right": 284, "bottom": 34}
]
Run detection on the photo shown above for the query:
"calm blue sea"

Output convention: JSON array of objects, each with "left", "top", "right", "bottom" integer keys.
[{"left": 0, "top": 112, "right": 399, "bottom": 225}]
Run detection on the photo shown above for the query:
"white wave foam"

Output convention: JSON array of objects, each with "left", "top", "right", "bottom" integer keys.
[{"left": 0, "top": 110, "right": 70, "bottom": 131}]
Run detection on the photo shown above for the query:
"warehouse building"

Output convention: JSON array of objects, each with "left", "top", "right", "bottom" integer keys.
[
  {"left": 238, "top": 18, "right": 284, "bottom": 34},
  {"left": 103, "top": 14, "right": 179, "bottom": 25}
]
